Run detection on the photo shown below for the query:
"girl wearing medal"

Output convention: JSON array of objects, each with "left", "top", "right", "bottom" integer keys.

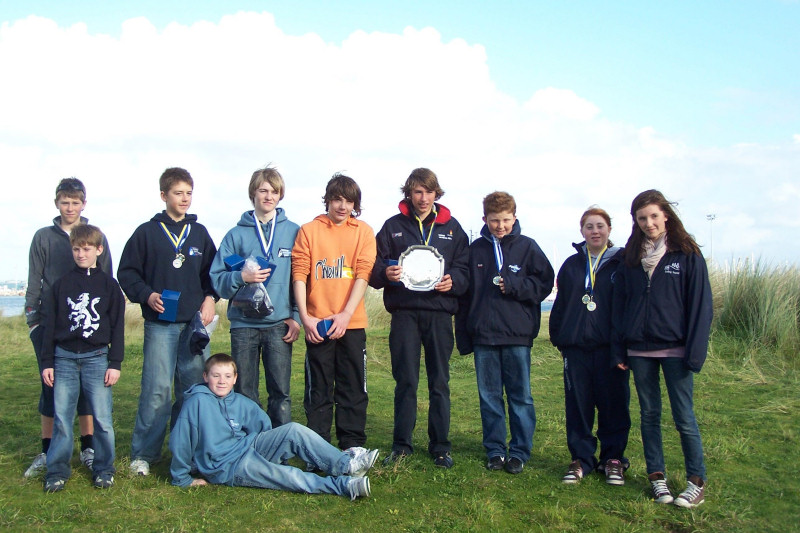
[
  {"left": 549, "top": 207, "right": 630, "bottom": 486},
  {"left": 612, "top": 190, "right": 712, "bottom": 508}
]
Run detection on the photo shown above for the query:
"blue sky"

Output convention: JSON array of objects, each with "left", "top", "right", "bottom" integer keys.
[{"left": 1, "top": 0, "right": 799, "bottom": 280}]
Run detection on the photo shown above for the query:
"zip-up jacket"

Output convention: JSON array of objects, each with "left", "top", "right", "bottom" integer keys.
[
  {"left": 612, "top": 249, "right": 713, "bottom": 372},
  {"left": 549, "top": 243, "right": 623, "bottom": 352},
  {"left": 455, "top": 221, "right": 554, "bottom": 353},
  {"left": 25, "top": 216, "right": 112, "bottom": 327},
  {"left": 210, "top": 209, "right": 300, "bottom": 329},
  {"left": 370, "top": 200, "right": 469, "bottom": 314},
  {"left": 118, "top": 212, "right": 217, "bottom": 323},
  {"left": 169, "top": 383, "right": 272, "bottom": 487},
  {"left": 41, "top": 265, "right": 125, "bottom": 370}
]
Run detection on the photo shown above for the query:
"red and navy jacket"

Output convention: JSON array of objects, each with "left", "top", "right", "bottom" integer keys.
[{"left": 370, "top": 201, "right": 469, "bottom": 315}]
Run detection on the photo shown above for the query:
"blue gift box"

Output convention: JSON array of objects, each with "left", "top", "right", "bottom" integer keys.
[
  {"left": 159, "top": 290, "right": 181, "bottom": 322},
  {"left": 224, "top": 254, "right": 245, "bottom": 272},
  {"left": 316, "top": 319, "right": 333, "bottom": 339},
  {"left": 256, "top": 256, "right": 276, "bottom": 285}
]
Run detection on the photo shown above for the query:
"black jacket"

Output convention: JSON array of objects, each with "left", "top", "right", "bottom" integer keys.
[
  {"left": 549, "top": 243, "right": 623, "bottom": 352},
  {"left": 370, "top": 201, "right": 469, "bottom": 314},
  {"left": 455, "top": 221, "right": 554, "bottom": 354},
  {"left": 118, "top": 212, "right": 217, "bottom": 323},
  {"left": 41, "top": 265, "right": 125, "bottom": 370},
  {"left": 612, "top": 249, "right": 713, "bottom": 373}
]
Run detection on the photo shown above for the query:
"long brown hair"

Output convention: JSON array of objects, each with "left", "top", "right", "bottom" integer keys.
[{"left": 623, "top": 189, "right": 700, "bottom": 267}]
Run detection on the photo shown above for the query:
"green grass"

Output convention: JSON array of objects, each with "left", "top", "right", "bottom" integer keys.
[{"left": 1, "top": 287, "right": 798, "bottom": 532}]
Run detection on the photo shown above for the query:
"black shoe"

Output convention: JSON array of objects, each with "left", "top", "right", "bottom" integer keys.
[
  {"left": 382, "top": 450, "right": 408, "bottom": 466},
  {"left": 504, "top": 457, "right": 524, "bottom": 474},
  {"left": 433, "top": 452, "right": 454, "bottom": 469},
  {"left": 486, "top": 456, "right": 505, "bottom": 471}
]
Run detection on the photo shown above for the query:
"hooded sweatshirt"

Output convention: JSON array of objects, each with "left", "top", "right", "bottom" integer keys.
[{"left": 169, "top": 383, "right": 272, "bottom": 487}]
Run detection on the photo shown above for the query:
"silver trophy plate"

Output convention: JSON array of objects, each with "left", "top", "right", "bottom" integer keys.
[{"left": 398, "top": 245, "right": 444, "bottom": 291}]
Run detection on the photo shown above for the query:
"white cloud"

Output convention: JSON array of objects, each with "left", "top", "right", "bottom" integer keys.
[{"left": 1, "top": 12, "right": 798, "bottom": 280}]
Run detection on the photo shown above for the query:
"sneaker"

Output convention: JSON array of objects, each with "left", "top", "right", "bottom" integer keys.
[
  {"left": 504, "top": 457, "right": 524, "bottom": 474},
  {"left": 433, "top": 452, "right": 454, "bottom": 469},
  {"left": 604, "top": 459, "right": 625, "bottom": 486},
  {"left": 349, "top": 449, "right": 379, "bottom": 478},
  {"left": 648, "top": 472, "right": 674, "bottom": 504},
  {"left": 43, "top": 478, "right": 66, "bottom": 493},
  {"left": 129, "top": 459, "right": 150, "bottom": 476},
  {"left": 382, "top": 450, "right": 408, "bottom": 466},
  {"left": 93, "top": 475, "right": 115, "bottom": 489},
  {"left": 347, "top": 476, "right": 371, "bottom": 501},
  {"left": 24, "top": 453, "right": 47, "bottom": 478},
  {"left": 562, "top": 460, "right": 583, "bottom": 484},
  {"left": 80, "top": 448, "right": 95, "bottom": 469},
  {"left": 674, "top": 475, "right": 705, "bottom": 508},
  {"left": 486, "top": 456, "right": 505, "bottom": 471}
]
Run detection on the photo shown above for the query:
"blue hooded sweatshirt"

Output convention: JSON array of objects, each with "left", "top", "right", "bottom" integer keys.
[
  {"left": 169, "top": 383, "right": 272, "bottom": 487},
  {"left": 210, "top": 208, "right": 300, "bottom": 329}
]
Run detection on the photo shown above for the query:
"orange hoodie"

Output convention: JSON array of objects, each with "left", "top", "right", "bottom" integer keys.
[{"left": 292, "top": 214, "right": 376, "bottom": 329}]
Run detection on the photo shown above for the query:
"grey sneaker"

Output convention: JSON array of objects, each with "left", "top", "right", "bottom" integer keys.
[
  {"left": 80, "top": 448, "right": 95, "bottom": 469},
  {"left": 24, "top": 453, "right": 47, "bottom": 478},
  {"left": 93, "top": 474, "right": 115, "bottom": 489},
  {"left": 347, "top": 476, "right": 371, "bottom": 501},
  {"left": 129, "top": 459, "right": 150, "bottom": 476},
  {"left": 562, "top": 460, "right": 583, "bottom": 484},
  {"left": 648, "top": 472, "right": 674, "bottom": 504},
  {"left": 43, "top": 478, "right": 66, "bottom": 493},
  {"left": 486, "top": 456, "right": 505, "bottom": 471},
  {"left": 674, "top": 475, "right": 705, "bottom": 508},
  {"left": 433, "top": 452, "right": 454, "bottom": 469},
  {"left": 504, "top": 457, "right": 524, "bottom": 474},
  {"left": 604, "top": 459, "right": 625, "bottom": 486},
  {"left": 349, "top": 448, "right": 379, "bottom": 478},
  {"left": 382, "top": 450, "right": 408, "bottom": 466}
]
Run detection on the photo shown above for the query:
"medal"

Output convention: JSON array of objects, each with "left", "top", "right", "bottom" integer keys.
[
  {"left": 172, "top": 253, "right": 185, "bottom": 269},
  {"left": 492, "top": 236, "right": 504, "bottom": 289},
  {"left": 493, "top": 275, "right": 501, "bottom": 286},
  {"left": 581, "top": 294, "right": 591, "bottom": 305},
  {"left": 584, "top": 244, "right": 607, "bottom": 311},
  {"left": 586, "top": 300, "right": 597, "bottom": 312},
  {"left": 160, "top": 221, "right": 191, "bottom": 270}
]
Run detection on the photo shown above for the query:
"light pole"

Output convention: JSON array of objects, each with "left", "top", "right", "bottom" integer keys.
[{"left": 706, "top": 214, "right": 716, "bottom": 263}]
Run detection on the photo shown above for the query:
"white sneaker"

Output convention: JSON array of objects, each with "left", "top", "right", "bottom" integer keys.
[
  {"left": 349, "top": 448, "right": 379, "bottom": 478},
  {"left": 674, "top": 476, "right": 706, "bottom": 508},
  {"left": 80, "top": 448, "right": 95, "bottom": 469},
  {"left": 347, "top": 476, "right": 371, "bottom": 501},
  {"left": 24, "top": 453, "right": 47, "bottom": 478},
  {"left": 130, "top": 459, "right": 150, "bottom": 476},
  {"left": 648, "top": 472, "right": 674, "bottom": 504}
]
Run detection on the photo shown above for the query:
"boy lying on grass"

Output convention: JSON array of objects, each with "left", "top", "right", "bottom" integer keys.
[{"left": 169, "top": 353, "right": 377, "bottom": 500}]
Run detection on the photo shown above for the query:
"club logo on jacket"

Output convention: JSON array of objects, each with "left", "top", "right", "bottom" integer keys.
[
  {"left": 315, "top": 256, "right": 354, "bottom": 280},
  {"left": 664, "top": 263, "right": 681, "bottom": 275},
  {"left": 392, "top": 232, "right": 403, "bottom": 238},
  {"left": 189, "top": 247, "right": 202, "bottom": 256},
  {"left": 68, "top": 293, "right": 101, "bottom": 338},
  {"left": 509, "top": 264, "right": 521, "bottom": 273},
  {"left": 277, "top": 248, "right": 292, "bottom": 257}
]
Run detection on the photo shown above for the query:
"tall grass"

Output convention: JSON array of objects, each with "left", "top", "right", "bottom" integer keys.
[{"left": 710, "top": 259, "right": 800, "bottom": 365}]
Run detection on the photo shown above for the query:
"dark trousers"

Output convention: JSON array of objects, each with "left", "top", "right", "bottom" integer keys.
[
  {"left": 389, "top": 309, "right": 453, "bottom": 455},
  {"left": 563, "top": 346, "right": 631, "bottom": 474},
  {"left": 303, "top": 329, "right": 368, "bottom": 449}
]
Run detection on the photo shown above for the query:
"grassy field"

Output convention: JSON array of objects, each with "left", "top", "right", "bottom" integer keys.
[{"left": 1, "top": 286, "right": 798, "bottom": 532}]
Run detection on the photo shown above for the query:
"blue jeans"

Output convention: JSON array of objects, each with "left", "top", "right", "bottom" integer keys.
[
  {"left": 30, "top": 324, "right": 91, "bottom": 418},
  {"left": 46, "top": 349, "right": 115, "bottom": 482},
  {"left": 473, "top": 344, "right": 536, "bottom": 463},
  {"left": 628, "top": 356, "right": 706, "bottom": 480},
  {"left": 131, "top": 320, "right": 209, "bottom": 462},
  {"left": 232, "top": 422, "right": 351, "bottom": 496},
  {"left": 230, "top": 324, "right": 293, "bottom": 426}
]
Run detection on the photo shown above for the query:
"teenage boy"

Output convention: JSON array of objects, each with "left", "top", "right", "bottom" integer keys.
[
  {"left": 369, "top": 168, "right": 469, "bottom": 468},
  {"left": 40, "top": 224, "right": 125, "bottom": 492},
  {"left": 455, "top": 192, "right": 554, "bottom": 474},
  {"left": 170, "top": 353, "right": 376, "bottom": 500},
  {"left": 292, "top": 174, "right": 376, "bottom": 450},
  {"left": 210, "top": 166, "right": 300, "bottom": 426},
  {"left": 24, "top": 177, "right": 111, "bottom": 478},
  {"left": 118, "top": 167, "right": 217, "bottom": 476}
]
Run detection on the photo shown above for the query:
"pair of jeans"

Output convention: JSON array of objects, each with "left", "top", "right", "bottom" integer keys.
[
  {"left": 131, "top": 320, "right": 209, "bottom": 462},
  {"left": 304, "top": 329, "right": 368, "bottom": 449},
  {"left": 46, "top": 348, "right": 115, "bottom": 482},
  {"left": 30, "top": 324, "right": 91, "bottom": 418},
  {"left": 562, "top": 346, "right": 630, "bottom": 474},
  {"left": 474, "top": 344, "right": 536, "bottom": 463},
  {"left": 389, "top": 309, "right": 453, "bottom": 456},
  {"left": 230, "top": 324, "right": 293, "bottom": 426},
  {"left": 232, "top": 422, "right": 351, "bottom": 496},
  {"left": 628, "top": 356, "right": 706, "bottom": 480}
]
